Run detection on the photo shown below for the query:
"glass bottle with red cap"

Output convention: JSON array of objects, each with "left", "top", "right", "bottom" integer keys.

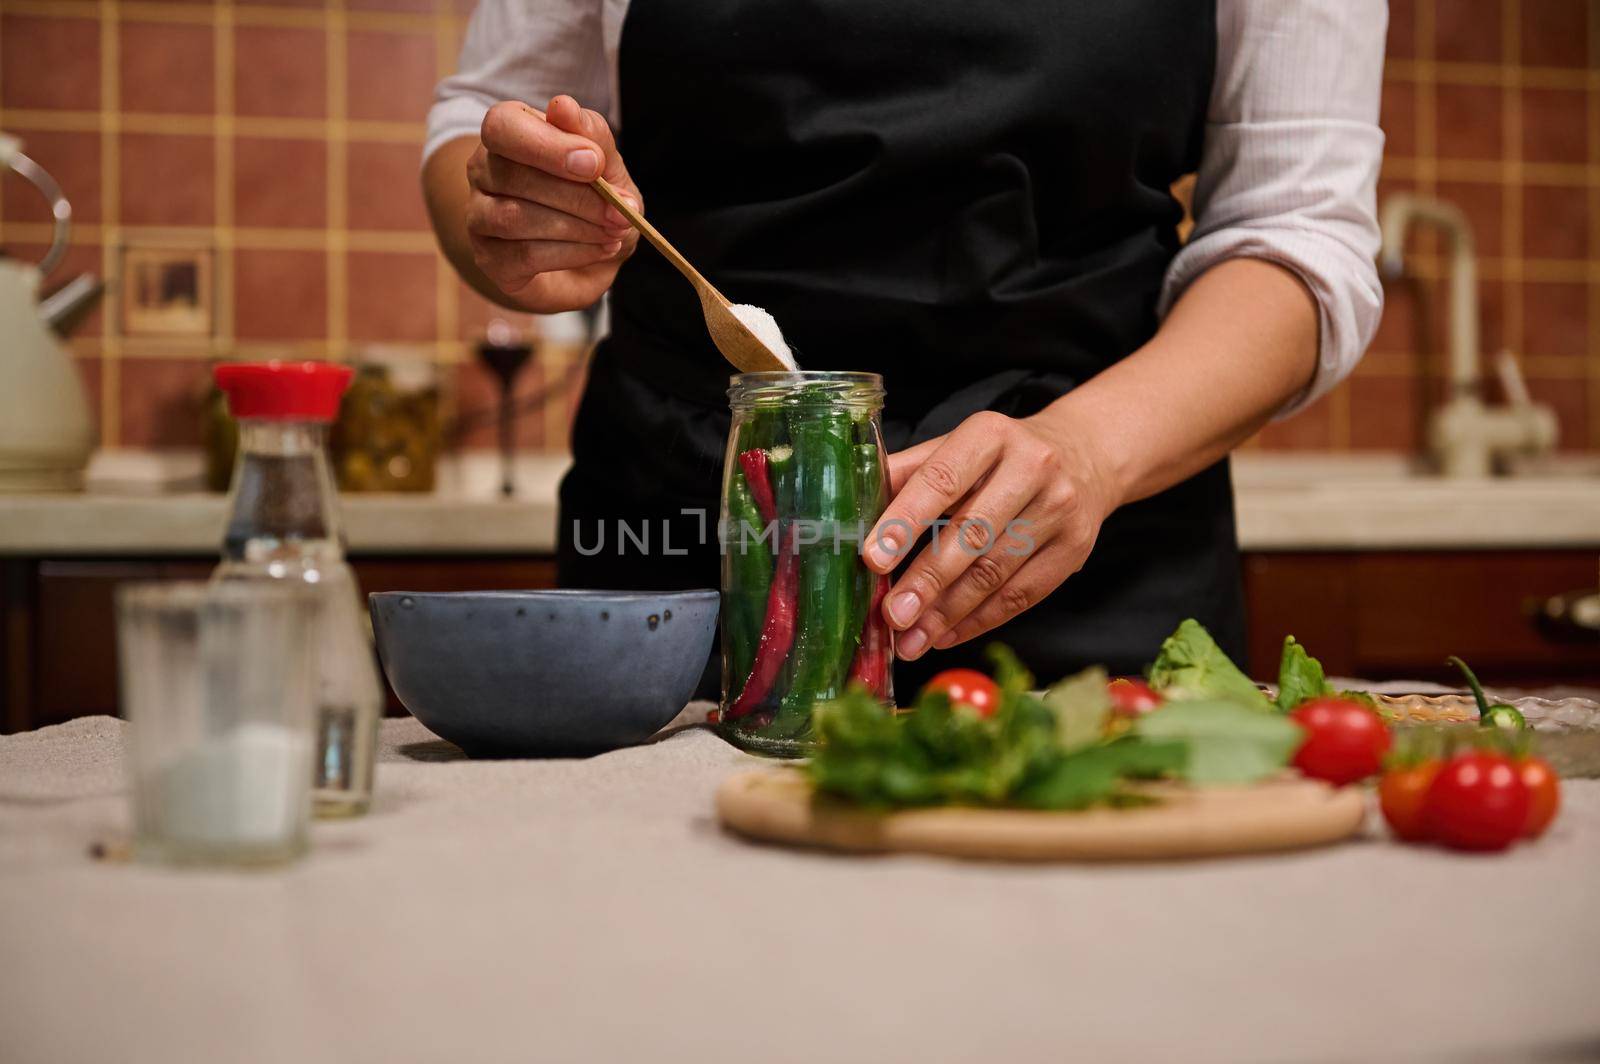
[{"left": 212, "top": 361, "right": 381, "bottom": 817}]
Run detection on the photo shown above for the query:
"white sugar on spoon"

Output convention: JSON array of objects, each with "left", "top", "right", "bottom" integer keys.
[{"left": 729, "top": 304, "right": 799, "bottom": 370}]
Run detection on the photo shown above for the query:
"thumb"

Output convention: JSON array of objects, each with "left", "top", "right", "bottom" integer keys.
[{"left": 546, "top": 95, "right": 634, "bottom": 194}]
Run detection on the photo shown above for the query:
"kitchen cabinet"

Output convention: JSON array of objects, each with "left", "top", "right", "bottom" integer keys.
[
  {"left": 3, "top": 550, "right": 1595, "bottom": 734},
  {"left": 1242, "top": 550, "right": 1598, "bottom": 685},
  {"left": 1, "top": 555, "right": 558, "bottom": 733}
]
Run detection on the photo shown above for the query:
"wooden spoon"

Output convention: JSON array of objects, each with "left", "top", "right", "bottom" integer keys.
[{"left": 591, "top": 176, "right": 790, "bottom": 373}]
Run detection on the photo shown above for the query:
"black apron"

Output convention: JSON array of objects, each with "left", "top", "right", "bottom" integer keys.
[{"left": 558, "top": 0, "right": 1247, "bottom": 690}]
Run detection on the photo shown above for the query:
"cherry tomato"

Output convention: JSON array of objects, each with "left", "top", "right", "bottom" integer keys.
[
  {"left": 1288, "top": 697, "right": 1393, "bottom": 786},
  {"left": 1107, "top": 677, "right": 1163, "bottom": 717},
  {"left": 1423, "top": 751, "right": 1530, "bottom": 852},
  {"left": 922, "top": 669, "right": 1001, "bottom": 718},
  {"left": 1379, "top": 761, "right": 1440, "bottom": 841},
  {"left": 1517, "top": 756, "right": 1561, "bottom": 839}
]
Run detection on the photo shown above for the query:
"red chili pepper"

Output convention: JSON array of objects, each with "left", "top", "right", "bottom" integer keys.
[
  {"left": 848, "top": 574, "right": 891, "bottom": 698},
  {"left": 725, "top": 524, "right": 800, "bottom": 720},
  {"left": 737, "top": 448, "right": 777, "bottom": 527}
]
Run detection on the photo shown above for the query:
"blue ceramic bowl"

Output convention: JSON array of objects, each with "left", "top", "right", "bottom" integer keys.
[{"left": 369, "top": 589, "right": 719, "bottom": 757}]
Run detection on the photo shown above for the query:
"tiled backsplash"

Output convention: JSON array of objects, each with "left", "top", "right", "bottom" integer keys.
[{"left": 1, "top": 0, "right": 1597, "bottom": 453}]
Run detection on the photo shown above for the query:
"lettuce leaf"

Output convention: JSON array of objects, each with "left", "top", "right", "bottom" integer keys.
[
  {"left": 1147, "top": 618, "right": 1272, "bottom": 711},
  {"left": 1133, "top": 699, "right": 1305, "bottom": 785},
  {"left": 1275, "top": 636, "right": 1333, "bottom": 711}
]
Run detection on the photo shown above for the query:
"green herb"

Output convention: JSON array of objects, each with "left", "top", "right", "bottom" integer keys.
[
  {"left": 1013, "top": 738, "right": 1186, "bottom": 810},
  {"left": 1147, "top": 618, "right": 1272, "bottom": 711},
  {"left": 1133, "top": 700, "right": 1305, "bottom": 785},
  {"left": 1275, "top": 635, "right": 1333, "bottom": 711},
  {"left": 807, "top": 633, "right": 1307, "bottom": 812},
  {"left": 1041, "top": 665, "right": 1112, "bottom": 753}
]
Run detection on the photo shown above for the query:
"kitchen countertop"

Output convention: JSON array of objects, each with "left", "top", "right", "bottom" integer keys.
[
  {"left": 2, "top": 712, "right": 1597, "bottom": 1064},
  {"left": 1, "top": 451, "right": 1598, "bottom": 555}
]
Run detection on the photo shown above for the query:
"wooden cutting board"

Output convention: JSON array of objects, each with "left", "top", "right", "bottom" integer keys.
[{"left": 716, "top": 768, "right": 1367, "bottom": 862}]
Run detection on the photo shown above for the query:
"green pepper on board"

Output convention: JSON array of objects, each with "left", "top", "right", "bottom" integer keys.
[{"left": 1448, "top": 655, "right": 1528, "bottom": 731}]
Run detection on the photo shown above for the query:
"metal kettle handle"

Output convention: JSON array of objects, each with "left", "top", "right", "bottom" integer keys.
[{"left": 6, "top": 150, "right": 73, "bottom": 278}]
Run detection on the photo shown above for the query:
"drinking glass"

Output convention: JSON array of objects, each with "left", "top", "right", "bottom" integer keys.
[{"left": 116, "top": 582, "right": 317, "bottom": 866}]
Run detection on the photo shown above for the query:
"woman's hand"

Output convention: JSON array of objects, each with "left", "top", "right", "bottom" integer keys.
[
  {"left": 464, "top": 95, "right": 643, "bottom": 313},
  {"left": 863, "top": 410, "right": 1122, "bottom": 661}
]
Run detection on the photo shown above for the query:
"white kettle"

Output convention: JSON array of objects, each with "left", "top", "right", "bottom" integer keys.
[{"left": 0, "top": 133, "right": 94, "bottom": 492}]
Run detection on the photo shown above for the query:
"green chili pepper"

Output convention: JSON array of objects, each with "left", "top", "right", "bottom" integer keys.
[
  {"left": 846, "top": 442, "right": 885, "bottom": 656},
  {"left": 767, "top": 444, "right": 796, "bottom": 517},
  {"left": 1448, "top": 655, "right": 1528, "bottom": 731},
  {"left": 765, "top": 410, "right": 857, "bottom": 737},
  {"left": 724, "top": 469, "right": 773, "bottom": 692}
]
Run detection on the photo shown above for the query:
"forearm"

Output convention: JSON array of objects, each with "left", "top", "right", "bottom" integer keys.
[
  {"left": 422, "top": 136, "right": 537, "bottom": 312},
  {"left": 1039, "top": 258, "right": 1319, "bottom": 508}
]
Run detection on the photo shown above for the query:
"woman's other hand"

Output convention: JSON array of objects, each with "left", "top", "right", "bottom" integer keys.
[
  {"left": 863, "top": 411, "right": 1121, "bottom": 661},
  {"left": 463, "top": 95, "right": 642, "bottom": 312}
]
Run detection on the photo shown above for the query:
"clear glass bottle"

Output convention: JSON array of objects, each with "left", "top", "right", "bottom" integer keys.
[
  {"left": 719, "top": 371, "right": 893, "bottom": 757},
  {"left": 212, "top": 361, "right": 382, "bottom": 817}
]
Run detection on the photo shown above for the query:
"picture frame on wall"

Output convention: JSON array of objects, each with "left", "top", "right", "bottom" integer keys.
[{"left": 120, "top": 246, "right": 214, "bottom": 337}]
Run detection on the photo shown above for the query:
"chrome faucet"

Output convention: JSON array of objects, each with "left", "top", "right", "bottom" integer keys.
[{"left": 1378, "top": 193, "right": 1557, "bottom": 477}]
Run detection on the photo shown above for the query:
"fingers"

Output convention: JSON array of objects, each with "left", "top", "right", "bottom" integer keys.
[
  {"left": 928, "top": 538, "right": 1088, "bottom": 651},
  {"left": 864, "top": 414, "right": 1007, "bottom": 573},
  {"left": 884, "top": 435, "right": 943, "bottom": 497},
  {"left": 890, "top": 494, "right": 1054, "bottom": 659},
  {"left": 469, "top": 235, "right": 626, "bottom": 293},
  {"left": 466, "top": 194, "right": 625, "bottom": 245},
  {"left": 474, "top": 154, "right": 630, "bottom": 229},
  {"left": 475, "top": 98, "right": 640, "bottom": 227},
  {"left": 880, "top": 449, "right": 1048, "bottom": 635},
  {"left": 547, "top": 95, "right": 632, "bottom": 187},
  {"left": 480, "top": 99, "right": 607, "bottom": 182}
]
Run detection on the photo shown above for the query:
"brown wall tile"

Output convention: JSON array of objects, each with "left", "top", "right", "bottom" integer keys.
[
  {"left": 345, "top": 141, "right": 429, "bottom": 231},
  {"left": 1386, "top": 0, "right": 1416, "bottom": 59},
  {"left": 234, "top": 26, "right": 326, "bottom": 119},
  {"left": 1520, "top": 0, "right": 1590, "bottom": 68},
  {"left": 120, "top": 20, "right": 214, "bottom": 115},
  {"left": 119, "top": 134, "right": 215, "bottom": 226},
  {"left": 1379, "top": 79, "right": 1417, "bottom": 158},
  {"left": 1523, "top": 185, "right": 1591, "bottom": 261},
  {"left": 234, "top": 249, "right": 327, "bottom": 340},
  {"left": 1522, "top": 282, "right": 1589, "bottom": 361},
  {"left": 348, "top": 0, "right": 437, "bottom": 11},
  {"left": 0, "top": 15, "right": 100, "bottom": 111},
  {"left": 1347, "top": 376, "right": 1425, "bottom": 452},
  {"left": 345, "top": 31, "right": 436, "bottom": 123},
  {"left": 234, "top": 137, "right": 327, "bottom": 229},
  {"left": 1434, "top": 0, "right": 1503, "bottom": 64},
  {"left": 1435, "top": 180, "right": 1502, "bottom": 258},
  {"left": 347, "top": 251, "right": 436, "bottom": 341},
  {"left": 2, "top": 130, "right": 102, "bottom": 225},
  {"left": 117, "top": 358, "right": 209, "bottom": 448},
  {"left": 1521, "top": 88, "right": 1588, "bottom": 165},
  {"left": 1435, "top": 85, "right": 1503, "bottom": 161}
]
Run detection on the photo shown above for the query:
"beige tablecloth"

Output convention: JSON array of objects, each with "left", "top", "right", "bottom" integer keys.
[{"left": 3, "top": 713, "right": 1598, "bottom": 1064}]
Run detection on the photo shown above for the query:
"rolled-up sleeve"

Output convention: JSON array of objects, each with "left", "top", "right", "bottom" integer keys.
[
  {"left": 1160, "top": 0, "right": 1388, "bottom": 415},
  {"left": 425, "top": 0, "right": 616, "bottom": 165}
]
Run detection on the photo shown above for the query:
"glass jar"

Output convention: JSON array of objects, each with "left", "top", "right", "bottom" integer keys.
[
  {"left": 331, "top": 350, "right": 442, "bottom": 493},
  {"left": 212, "top": 362, "right": 384, "bottom": 817},
  {"left": 719, "top": 371, "right": 893, "bottom": 756}
]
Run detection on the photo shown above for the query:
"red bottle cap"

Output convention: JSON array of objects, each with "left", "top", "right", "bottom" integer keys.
[{"left": 214, "top": 361, "right": 352, "bottom": 422}]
